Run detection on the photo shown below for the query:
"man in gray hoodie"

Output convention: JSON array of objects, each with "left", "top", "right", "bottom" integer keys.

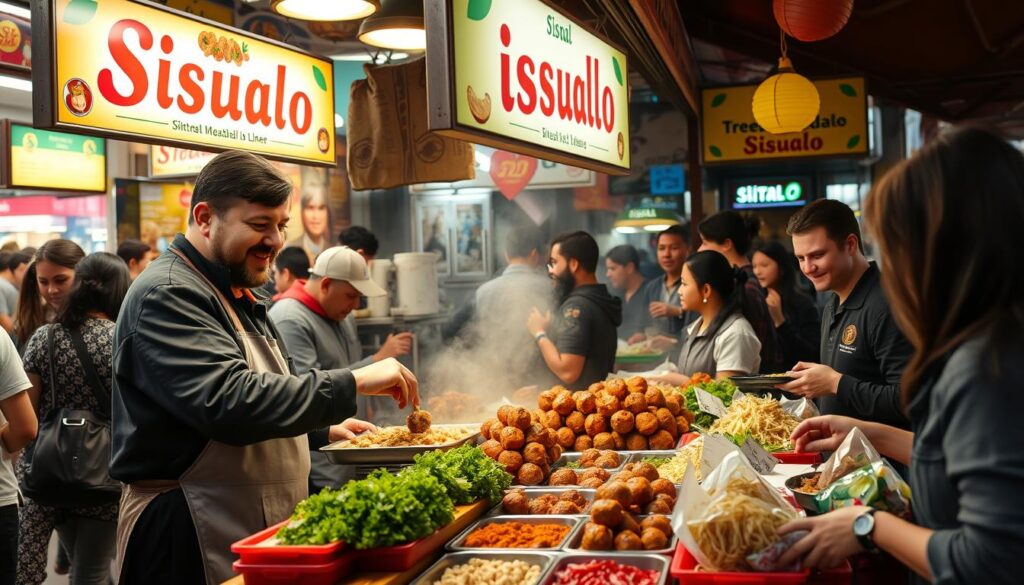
[{"left": 269, "top": 246, "right": 411, "bottom": 490}]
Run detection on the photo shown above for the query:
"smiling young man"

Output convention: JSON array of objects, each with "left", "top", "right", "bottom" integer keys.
[
  {"left": 780, "top": 199, "right": 912, "bottom": 428},
  {"left": 110, "top": 151, "right": 418, "bottom": 585}
]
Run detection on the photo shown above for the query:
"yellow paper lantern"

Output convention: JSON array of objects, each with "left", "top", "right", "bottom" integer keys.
[{"left": 752, "top": 57, "right": 820, "bottom": 134}]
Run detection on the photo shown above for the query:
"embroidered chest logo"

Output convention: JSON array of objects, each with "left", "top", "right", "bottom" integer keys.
[
  {"left": 563, "top": 307, "right": 581, "bottom": 319},
  {"left": 842, "top": 324, "right": 858, "bottom": 346}
]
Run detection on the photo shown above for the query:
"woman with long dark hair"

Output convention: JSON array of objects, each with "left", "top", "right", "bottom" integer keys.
[
  {"left": 651, "top": 250, "right": 762, "bottom": 382},
  {"left": 13, "top": 240, "right": 85, "bottom": 350},
  {"left": 775, "top": 127, "right": 1024, "bottom": 584},
  {"left": 751, "top": 240, "right": 820, "bottom": 365},
  {"left": 16, "top": 252, "right": 130, "bottom": 585}
]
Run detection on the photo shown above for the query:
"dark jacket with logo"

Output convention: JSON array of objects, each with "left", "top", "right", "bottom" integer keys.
[
  {"left": 551, "top": 284, "right": 622, "bottom": 390},
  {"left": 110, "top": 235, "right": 358, "bottom": 483},
  {"left": 818, "top": 263, "right": 912, "bottom": 428}
]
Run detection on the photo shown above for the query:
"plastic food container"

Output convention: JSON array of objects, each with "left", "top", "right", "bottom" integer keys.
[
  {"left": 411, "top": 551, "right": 558, "bottom": 585},
  {"left": 487, "top": 488, "right": 595, "bottom": 517},
  {"left": 231, "top": 556, "right": 351, "bottom": 585},
  {"left": 541, "top": 553, "right": 669, "bottom": 585},
  {"left": 671, "top": 544, "right": 852, "bottom": 584},
  {"left": 447, "top": 515, "right": 582, "bottom": 552},
  {"left": 564, "top": 515, "right": 677, "bottom": 555},
  {"left": 230, "top": 520, "right": 345, "bottom": 566}
]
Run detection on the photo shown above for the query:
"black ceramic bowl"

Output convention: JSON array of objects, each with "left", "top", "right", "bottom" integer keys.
[{"left": 785, "top": 471, "right": 822, "bottom": 515}]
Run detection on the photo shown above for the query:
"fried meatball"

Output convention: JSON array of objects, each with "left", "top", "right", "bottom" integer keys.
[
  {"left": 651, "top": 479, "right": 677, "bottom": 500},
  {"left": 625, "top": 433, "right": 649, "bottom": 451},
  {"left": 620, "top": 511, "right": 642, "bottom": 535},
  {"left": 560, "top": 489, "right": 589, "bottom": 508},
  {"left": 683, "top": 408, "right": 696, "bottom": 424},
  {"left": 528, "top": 496, "right": 554, "bottom": 515},
  {"left": 556, "top": 427, "right": 576, "bottom": 449},
  {"left": 565, "top": 411, "right": 586, "bottom": 435},
  {"left": 641, "top": 527, "right": 669, "bottom": 551},
  {"left": 594, "top": 451, "right": 618, "bottom": 468},
  {"left": 664, "top": 393, "right": 683, "bottom": 416},
  {"left": 645, "top": 498, "right": 673, "bottom": 515},
  {"left": 549, "top": 468, "right": 578, "bottom": 486},
  {"left": 522, "top": 442, "right": 548, "bottom": 466},
  {"left": 573, "top": 434, "right": 594, "bottom": 452},
  {"left": 635, "top": 412, "right": 659, "bottom": 436},
  {"left": 497, "top": 450, "right": 524, "bottom": 474},
  {"left": 610, "top": 410, "right": 635, "bottom": 434},
  {"left": 508, "top": 407, "right": 533, "bottom": 431},
  {"left": 531, "top": 409, "right": 545, "bottom": 424},
  {"left": 596, "top": 481, "right": 632, "bottom": 509},
  {"left": 595, "top": 393, "right": 622, "bottom": 417},
  {"left": 614, "top": 530, "right": 643, "bottom": 551},
  {"left": 546, "top": 444, "right": 563, "bottom": 464},
  {"left": 590, "top": 498, "right": 624, "bottom": 527},
  {"left": 648, "top": 429, "right": 676, "bottom": 450},
  {"left": 634, "top": 462, "right": 661, "bottom": 482},
  {"left": 580, "top": 467, "right": 611, "bottom": 482},
  {"left": 641, "top": 515, "right": 674, "bottom": 539},
  {"left": 526, "top": 423, "right": 551, "bottom": 447},
  {"left": 543, "top": 411, "right": 563, "bottom": 430},
  {"left": 623, "top": 393, "right": 648, "bottom": 414},
  {"left": 579, "top": 448, "right": 601, "bottom": 467},
  {"left": 626, "top": 376, "right": 648, "bottom": 394},
  {"left": 502, "top": 490, "right": 529, "bottom": 514},
  {"left": 610, "top": 432, "right": 626, "bottom": 450},
  {"left": 553, "top": 391, "right": 576, "bottom": 416},
  {"left": 551, "top": 500, "right": 582, "bottom": 515},
  {"left": 580, "top": 522, "right": 613, "bottom": 551},
  {"left": 538, "top": 390, "right": 556, "bottom": 411},
  {"left": 500, "top": 426, "right": 526, "bottom": 450},
  {"left": 584, "top": 413, "right": 609, "bottom": 437},
  {"left": 593, "top": 433, "right": 616, "bottom": 451},
  {"left": 626, "top": 477, "right": 654, "bottom": 507},
  {"left": 645, "top": 387, "right": 667, "bottom": 408},
  {"left": 497, "top": 405, "right": 514, "bottom": 426},
  {"left": 655, "top": 408, "right": 678, "bottom": 435},
  {"left": 602, "top": 450, "right": 622, "bottom": 466},
  {"left": 489, "top": 421, "right": 505, "bottom": 441},
  {"left": 580, "top": 477, "right": 606, "bottom": 488},
  {"left": 587, "top": 382, "right": 606, "bottom": 394},
  {"left": 605, "top": 378, "right": 629, "bottom": 400},
  {"left": 481, "top": 439, "right": 503, "bottom": 460},
  {"left": 676, "top": 416, "right": 691, "bottom": 435},
  {"left": 481, "top": 418, "right": 498, "bottom": 440},
  {"left": 574, "top": 391, "right": 598, "bottom": 415}
]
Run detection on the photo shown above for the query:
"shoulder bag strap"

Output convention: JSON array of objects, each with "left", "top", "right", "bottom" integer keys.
[
  {"left": 67, "top": 325, "right": 112, "bottom": 419},
  {"left": 46, "top": 324, "right": 57, "bottom": 415}
]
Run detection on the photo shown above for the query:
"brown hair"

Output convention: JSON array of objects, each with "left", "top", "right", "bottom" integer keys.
[
  {"left": 15, "top": 239, "right": 85, "bottom": 347},
  {"left": 864, "top": 126, "right": 1024, "bottom": 401},
  {"left": 188, "top": 150, "right": 292, "bottom": 225},
  {"left": 786, "top": 199, "right": 865, "bottom": 254}
]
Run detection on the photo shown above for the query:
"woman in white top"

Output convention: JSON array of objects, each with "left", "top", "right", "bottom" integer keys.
[{"left": 652, "top": 250, "right": 761, "bottom": 382}]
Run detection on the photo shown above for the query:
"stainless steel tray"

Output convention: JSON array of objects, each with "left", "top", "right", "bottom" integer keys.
[
  {"left": 539, "top": 552, "right": 670, "bottom": 585},
  {"left": 487, "top": 488, "right": 596, "bottom": 517},
  {"left": 411, "top": 551, "right": 558, "bottom": 585},
  {"left": 320, "top": 424, "right": 481, "bottom": 464},
  {"left": 447, "top": 515, "right": 583, "bottom": 552},
  {"left": 552, "top": 450, "right": 630, "bottom": 472},
  {"left": 563, "top": 515, "right": 678, "bottom": 555}
]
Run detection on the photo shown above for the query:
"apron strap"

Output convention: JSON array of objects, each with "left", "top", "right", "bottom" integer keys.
[{"left": 169, "top": 248, "right": 249, "bottom": 336}]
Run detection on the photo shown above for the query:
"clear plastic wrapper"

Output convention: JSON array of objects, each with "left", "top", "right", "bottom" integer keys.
[
  {"left": 779, "top": 396, "right": 820, "bottom": 421},
  {"left": 815, "top": 427, "right": 879, "bottom": 489},
  {"left": 811, "top": 427, "right": 912, "bottom": 517}
]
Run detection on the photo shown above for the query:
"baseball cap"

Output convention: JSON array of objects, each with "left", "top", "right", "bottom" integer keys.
[{"left": 310, "top": 246, "right": 386, "bottom": 297}]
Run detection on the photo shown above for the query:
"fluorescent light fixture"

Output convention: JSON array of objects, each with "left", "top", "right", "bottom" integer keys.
[
  {"left": 331, "top": 51, "right": 409, "bottom": 63},
  {"left": 644, "top": 224, "right": 673, "bottom": 232},
  {"left": 272, "top": 0, "right": 379, "bottom": 21},
  {"left": 0, "top": 1, "right": 29, "bottom": 19},
  {"left": 334, "top": 113, "right": 345, "bottom": 128},
  {"left": 614, "top": 207, "right": 681, "bottom": 234},
  {"left": 614, "top": 226, "right": 643, "bottom": 234},
  {"left": 0, "top": 74, "right": 31, "bottom": 92}
]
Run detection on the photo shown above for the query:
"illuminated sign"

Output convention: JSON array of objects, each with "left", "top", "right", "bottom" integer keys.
[
  {"left": 2, "top": 121, "right": 106, "bottom": 192},
  {"left": 724, "top": 176, "right": 812, "bottom": 209},
  {"left": 425, "top": 0, "right": 630, "bottom": 175},
  {"left": 32, "top": 0, "right": 335, "bottom": 166}
]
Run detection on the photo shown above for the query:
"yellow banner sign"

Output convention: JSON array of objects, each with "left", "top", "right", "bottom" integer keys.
[
  {"left": 37, "top": 0, "right": 335, "bottom": 166},
  {"left": 6, "top": 123, "right": 106, "bottom": 192},
  {"left": 702, "top": 77, "right": 868, "bottom": 163},
  {"left": 149, "top": 145, "right": 217, "bottom": 177}
]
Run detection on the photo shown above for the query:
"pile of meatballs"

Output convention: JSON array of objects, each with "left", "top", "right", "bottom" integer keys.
[
  {"left": 501, "top": 488, "right": 590, "bottom": 515},
  {"left": 579, "top": 461, "right": 678, "bottom": 552},
  {"left": 480, "top": 405, "right": 565, "bottom": 485}
]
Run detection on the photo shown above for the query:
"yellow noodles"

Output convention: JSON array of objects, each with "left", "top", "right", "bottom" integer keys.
[
  {"left": 657, "top": 440, "right": 704, "bottom": 482},
  {"left": 708, "top": 395, "right": 799, "bottom": 451},
  {"left": 688, "top": 479, "right": 790, "bottom": 571}
]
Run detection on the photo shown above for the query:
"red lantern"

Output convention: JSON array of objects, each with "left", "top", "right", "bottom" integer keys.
[{"left": 773, "top": 0, "right": 854, "bottom": 42}]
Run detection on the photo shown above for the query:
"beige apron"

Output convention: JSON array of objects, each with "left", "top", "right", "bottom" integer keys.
[{"left": 116, "top": 249, "right": 310, "bottom": 585}]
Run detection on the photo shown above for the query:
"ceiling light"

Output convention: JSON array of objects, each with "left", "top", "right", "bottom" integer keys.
[
  {"left": 0, "top": 1, "right": 29, "bottom": 19},
  {"left": 358, "top": 0, "right": 425, "bottom": 51},
  {"left": 330, "top": 52, "right": 409, "bottom": 63},
  {"left": 0, "top": 74, "right": 31, "bottom": 92},
  {"left": 614, "top": 208, "right": 681, "bottom": 234},
  {"left": 271, "top": 0, "right": 379, "bottom": 21},
  {"left": 334, "top": 113, "right": 345, "bottom": 128}
]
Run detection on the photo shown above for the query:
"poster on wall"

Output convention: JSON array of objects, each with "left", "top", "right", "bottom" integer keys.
[
  {"left": 2, "top": 121, "right": 107, "bottom": 192},
  {"left": 0, "top": 13, "right": 31, "bottom": 72}
]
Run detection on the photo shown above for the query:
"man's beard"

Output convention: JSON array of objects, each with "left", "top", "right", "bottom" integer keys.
[
  {"left": 554, "top": 269, "right": 576, "bottom": 302},
  {"left": 211, "top": 233, "right": 276, "bottom": 289}
]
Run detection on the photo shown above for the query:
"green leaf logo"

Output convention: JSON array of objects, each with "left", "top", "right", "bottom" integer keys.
[
  {"left": 612, "top": 57, "right": 624, "bottom": 86},
  {"left": 313, "top": 65, "right": 327, "bottom": 92},
  {"left": 840, "top": 83, "right": 857, "bottom": 97},
  {"left": 847, "top": 134, "right": 861, "bottom": 149},
  {"left": 64, "top": 0, "right": 98, "bottom": 25},
  {"left": 709, "top": 145, "right": 723, "bottom": 158},
  {"left": 710, "top": 93, "right": 727, "bottom": 108},
  {"left": 467, "top": 0, "right": 492, "bottom": 21}
]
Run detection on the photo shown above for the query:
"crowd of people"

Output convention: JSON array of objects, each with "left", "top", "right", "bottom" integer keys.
[{"left": 0, "top": 126, "right": 1020, "bottom": 584}]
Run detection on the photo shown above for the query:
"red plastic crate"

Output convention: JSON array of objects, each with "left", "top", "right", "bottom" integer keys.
[
  {"left": 671, "top": 544, "right": 852, "bottom": 585},
  {"left": 677, "top": 432, "right": 701, "bottom": 448},
  {"left": 232, "top": 555, "right": 352, "bottom": 585},
  {"left": 349, "top": 524, "right": 455, "bottom": 573},
  {"left": 774, "top": 452, "right": 822, "bottom": 465},
  {"left": 231, "top": 520, "right": 345, "bottom": 566}
]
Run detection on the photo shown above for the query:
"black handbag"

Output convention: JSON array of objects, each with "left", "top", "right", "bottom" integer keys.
[{"left": 20, "top": 325, "right": 121, "bottom": 507}]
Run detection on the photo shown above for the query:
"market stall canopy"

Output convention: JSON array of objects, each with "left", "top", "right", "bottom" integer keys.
[{"left": 680, "top": 0, "right": 1024, "bottom": 136}]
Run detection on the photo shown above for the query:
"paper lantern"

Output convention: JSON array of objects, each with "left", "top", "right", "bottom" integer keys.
[
  {"left": 773, "top": 0, "right": 854, "bottom": 42},
  {"left": 752, "top": 58, "right": 820, "bottom": 134}
]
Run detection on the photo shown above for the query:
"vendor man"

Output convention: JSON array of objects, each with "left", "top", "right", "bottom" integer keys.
[
  {"left": 780, "top": 199, "right": 912, "bottom": 428},
  {"left": 110, "top": 151, "right": 418, "bottom": 585},
  {"left": 528, "top": 231, "right": 621, "bottom": 389}
]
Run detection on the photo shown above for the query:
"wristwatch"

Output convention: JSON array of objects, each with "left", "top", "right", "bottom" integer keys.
[
  {"left": 534, "top": 331, "right": 547, "bottom": 342},
  {"left": 853, "top": 509, "right": 879, "bottom": 552}
]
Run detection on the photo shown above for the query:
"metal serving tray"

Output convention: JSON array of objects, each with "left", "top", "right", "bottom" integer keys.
[
  {"left": 446, "top": 515, "right": 583, "bottom": 552},
  {"left": 320, "top": 424, "right": 480, "bottom": 465},
  {"left": 539, "top": 553, "right": 670, "bottom": 585},
  {"left": 411, "top": 551, "right": 558, "bottom": 585},
  {"left": 486, "top": 488, "right": 596, "bottom": 517},
  {"left": 563, "top": 515, "right": 678, "bottom": 555}
]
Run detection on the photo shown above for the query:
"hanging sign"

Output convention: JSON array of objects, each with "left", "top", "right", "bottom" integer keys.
[
  {"left": 149, "top": 145, "right": 217, "bottom": 177},
  {"left": 425, "top": 0, "right": 631, "bottom": 175},
  {"left": 31, "top": 0, "right": 336, "bottom": 166},
  {"left": 410, "top": 145, "right": 594, "bottom": 192},
  {"left": 702, "top": 77, "right": 868, "bottom": 164},
  {"left": 1, "top": 121, "right": 107, "bottom": 192},
  {"left": 724, "top": 176, "right": 813, "bottom": 210}
]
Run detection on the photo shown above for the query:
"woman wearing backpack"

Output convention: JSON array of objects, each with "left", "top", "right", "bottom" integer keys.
[{"left": 16, "top": 253, "right": 130, "bottom": 585}]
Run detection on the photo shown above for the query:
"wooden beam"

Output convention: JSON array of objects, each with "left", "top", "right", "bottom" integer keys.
[{"left": 628, "top": 0, "right": 701, "bottom": 115}]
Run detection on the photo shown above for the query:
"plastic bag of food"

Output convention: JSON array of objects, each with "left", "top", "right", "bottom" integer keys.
[
  {"left": 674, "top": 451, "right": 800, "bottom": 572},
  {"left": 815, "top": 427, "right": 880, "bottom": 489},
  {"left": 812, "top": 427, "right": 912, "bottom": 517},
  {"left": 780, "top": 396, "right": 820, "bottom": 421}
]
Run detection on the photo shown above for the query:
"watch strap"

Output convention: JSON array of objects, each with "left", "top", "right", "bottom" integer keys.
[{"left": 854, "top": 509, "right": 879, "bottom": 552}]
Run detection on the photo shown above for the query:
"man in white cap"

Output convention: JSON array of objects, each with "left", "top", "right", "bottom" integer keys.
[{"left": 269, "top": 246, "right": 412, "bottom": 490}]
